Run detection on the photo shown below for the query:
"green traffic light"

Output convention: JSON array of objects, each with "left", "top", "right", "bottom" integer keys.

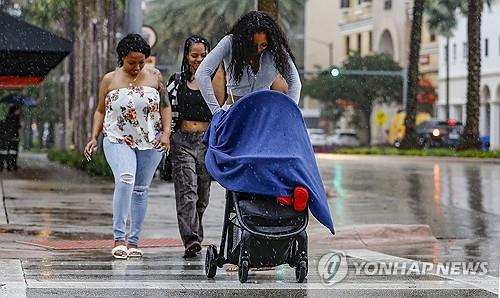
[{"left": 331, "top": 68, "right": 340, "bottom": 77}]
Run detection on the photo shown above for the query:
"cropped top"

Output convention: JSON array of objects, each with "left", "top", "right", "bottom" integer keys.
[
  {"left": 103, "top": 86, "right": 162, "bottom": 150},
  {"left": 179, "top": 85, "right": 212, "bottom": 122},
  {"left": 195, "top": 35, "right": 301, "bottom": 114}
]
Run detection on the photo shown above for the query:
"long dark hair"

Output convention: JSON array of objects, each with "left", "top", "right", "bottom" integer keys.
[
  {"left": 228, "top": 11, "right": 295, "bottom": 84},
  {"left": 180, "top": 35, "right": 211, "bottom": 82},
  {"left": 116, "top": 33, "right": 151, "bottom": 67}
]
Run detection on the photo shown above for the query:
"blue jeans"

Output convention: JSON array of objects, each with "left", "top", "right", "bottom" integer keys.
[{"left": 103, "top": 138, "right": 163, "bottom": 245}]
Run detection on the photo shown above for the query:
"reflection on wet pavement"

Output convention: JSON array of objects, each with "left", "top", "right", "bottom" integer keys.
[{"left": 318, "top": 156, "right": 500, "bottom": 277}]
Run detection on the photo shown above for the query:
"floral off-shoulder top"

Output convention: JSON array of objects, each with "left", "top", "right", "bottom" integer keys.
[{"left": 103, "top": 86, "right": 162, "bottom": 150}]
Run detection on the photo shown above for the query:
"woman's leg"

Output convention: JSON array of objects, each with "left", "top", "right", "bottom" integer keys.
[
  {"left": 127, "top": 148, "right": 163, "bottom": 246},
  {"left": 194, "top": 136, "right": 211, "bottom": 244},
  {"left": 103, "top": 138, "right": 137, "bottom": 244},
  {"left": 170, "top": 132, "right": 201, "bottom": 248}
]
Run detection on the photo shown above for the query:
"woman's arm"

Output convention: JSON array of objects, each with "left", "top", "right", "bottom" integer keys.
[
  {"left": 271, "top": 74, "right": 288, "bottom": 94},
  {"left": 281, "top": 55, "right": 302, "bottom": 104},
  {"left": 157, "top": 70, "right": 172, "bottom": 152},
  {"left": 84, "top": 73, "right": 112, "bottom": 157},
  {"left": 212, "top": 63, "right": 226, "bottom": 107},
  {"left": 195, "top": 35, "right": 232, "bottom": 114}
]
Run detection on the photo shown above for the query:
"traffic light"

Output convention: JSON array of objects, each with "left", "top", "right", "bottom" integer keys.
[{"left": 330, "top": 68, "right": 340, "bottom": 77}]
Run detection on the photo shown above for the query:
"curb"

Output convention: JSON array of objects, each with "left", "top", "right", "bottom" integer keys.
[{"left": 309, "top": 224, "right": 437, "bottom": 248}]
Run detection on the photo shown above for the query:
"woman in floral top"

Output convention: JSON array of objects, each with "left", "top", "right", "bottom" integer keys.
[{"left": 84, "top": 34, "right": 172, "bottom": 259}]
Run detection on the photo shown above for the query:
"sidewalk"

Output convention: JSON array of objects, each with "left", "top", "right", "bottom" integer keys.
[{"left": 0, "top": 152, "right": 497, "bottom": 297}]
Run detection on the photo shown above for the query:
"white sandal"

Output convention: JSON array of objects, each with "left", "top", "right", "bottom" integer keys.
[
  {"left": 112, "top": 245, "right": 128, "bottom": 259},
  {"left": 127, "top": 247, "right": 143, "bottom": 258}
]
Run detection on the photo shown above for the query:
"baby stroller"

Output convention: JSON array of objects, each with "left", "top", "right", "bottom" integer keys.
[
  {"left": 205, "top": 190, "right": 308, "bottom": 283},
  {"left": 202, "top": 90, "right": 334, "bottom": 283}
]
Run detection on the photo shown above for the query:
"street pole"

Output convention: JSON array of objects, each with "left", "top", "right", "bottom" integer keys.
[
  {"left": 126, "top": 0, "right": 142, "bottom": 34},
  {"left": 308, "top": 38, "right": 334, "bottom": 67},
  {"left": 328, "top": 42, "right": 333, "bottom": 67}
]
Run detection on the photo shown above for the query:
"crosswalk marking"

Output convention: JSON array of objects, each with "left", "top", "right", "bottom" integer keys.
[
  {"left": 5, "top": 249, "right": 495, "bottom": 295},
  {"left": 0, "top": 260, "right": 26, "bottom": 298},
  {"left": 344, "top": 249, "right": 499, "bottom": 295}
]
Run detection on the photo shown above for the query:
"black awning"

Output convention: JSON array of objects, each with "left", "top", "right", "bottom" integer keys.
[{"left": 0, "top": 12, "right": 72, "bottom": 79}]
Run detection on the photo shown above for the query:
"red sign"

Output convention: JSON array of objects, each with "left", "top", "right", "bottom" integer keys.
[{"left": 419, "top": 54, "right": 430, "bottom": 65}]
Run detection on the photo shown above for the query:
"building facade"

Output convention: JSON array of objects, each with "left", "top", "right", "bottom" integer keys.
[
  {"left": 436, "top": 2, "right": 500, "bottom": 150},
  {"left": 304, "top": 0, "right": 439, "bottom": 144}
]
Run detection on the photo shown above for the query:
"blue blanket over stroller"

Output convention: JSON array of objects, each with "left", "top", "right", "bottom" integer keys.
[{"left": 203, "top": 90, "right": 335, "bottom": 234}]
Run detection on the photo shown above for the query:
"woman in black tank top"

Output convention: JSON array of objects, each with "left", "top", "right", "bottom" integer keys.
[{"left": 167, "top": 35, "right": 225, "bottom": 258}]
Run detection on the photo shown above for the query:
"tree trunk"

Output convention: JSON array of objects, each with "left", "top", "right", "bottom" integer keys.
[
  {"left": 400, "top": 0, "right": 424, "bottom": 149},
  {"left": 257, "top": 0, "right": 279, "bottom": 19},
  {"left": 445, "top": 37, "right": 450, "bottom": 120},
  {"left": 363, "top": 105, "right": 372, "bottom": 146},
  {"left": 458, "top": 0, "right": 482, "bottom": 150},
  {"left": 63, "top": 57, "right": 70, "bottom": 149},
  {"left": 106, "top": 0, "right": 117, "bottom": 72},
  {"left": 81, "top": 1, "right": 93, "bottom": 151}
]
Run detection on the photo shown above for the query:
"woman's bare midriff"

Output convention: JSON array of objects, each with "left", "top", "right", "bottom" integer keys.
[{"left": 180, "top": 120, "right": 209, "bottom": 133}]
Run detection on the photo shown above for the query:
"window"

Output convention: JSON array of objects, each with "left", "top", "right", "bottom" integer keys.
[
  {"left": 369, "top": 31, "right": 373, "bottom": 52},
  {"left": 430, "top": 34, "right": 436, "bottom": 42},
  {"left": 341, "top": 0, "right": 350, "bottom": 8},
  {"left": 463, "top": 42, "right": 468, "bottom": 59},
  {"left": 384, "top": 0, "right": 392, "bottom": 10},
  {"left": 345, "top": 35, "right": 350, "bottom": 56},
  {"left": 485, "top": 38, "right": 489, "bottom": 57}
]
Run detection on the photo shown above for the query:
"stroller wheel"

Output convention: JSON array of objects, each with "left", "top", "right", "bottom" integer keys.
[
  {"left": 238, "top": 259, "right": 249, "bottom": 283},
  {"left": 205, "top": 245, "right": 218, "bottom": 278},
  {"left": 295, "top": 260, "right": 308, "bottom": 283}
]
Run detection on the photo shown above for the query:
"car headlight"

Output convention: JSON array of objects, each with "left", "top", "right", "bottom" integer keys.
[{"left": 432, "top": 129, "right": 440, "bottom": 137}]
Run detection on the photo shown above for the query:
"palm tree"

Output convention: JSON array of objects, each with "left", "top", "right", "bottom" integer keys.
[
  {"left": 459, "top": 0, "right": 484, "bottom": 150},
  {"left": 258, "top": 0, "right": 278, "bottom": 18},
  {"left": 425, "top": 0, "right": 466, "bottom": 120},
  {"left": 400, "top": 0, "right": 425, "bottom": 149},
  {"left": 145, "top": 0, "right": 303, "bottom": 67},
  {"left": 23, "top": 0, "right": 125, "bottom": 150}
]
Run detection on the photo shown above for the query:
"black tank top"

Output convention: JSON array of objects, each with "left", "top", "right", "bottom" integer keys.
[{"left": 179, "top": 84, "right": 212, "bottom": 122}]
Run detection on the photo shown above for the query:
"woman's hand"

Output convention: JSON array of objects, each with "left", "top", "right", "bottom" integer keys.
[
  {"left": 154, "top": 133, "right": 171, "bottom": 154},
  {"left": 84, "top": 138, "right": 97, "bottom": 160}
]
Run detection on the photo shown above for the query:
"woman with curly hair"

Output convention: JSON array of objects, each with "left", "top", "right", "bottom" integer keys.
[
  {"left": 84, "top": 33, "right": 172, "bottom": 259},
  {"left": 195, "top": 10, "right": 300, "bottom": 114}
]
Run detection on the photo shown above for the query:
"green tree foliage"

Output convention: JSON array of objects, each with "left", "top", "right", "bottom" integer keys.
[
  {"left": 303, "top": 54, "right": 402, "bottom": 144},
  {"left": 145, "top": 0, "right": 303, "bottom": 69},
  {"left": 424, "top": 0, "right": 492, "bottom": 150}
]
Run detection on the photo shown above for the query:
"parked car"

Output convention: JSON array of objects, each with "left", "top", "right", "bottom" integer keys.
[
  {"left": 307, "top": 128, "right": 327, "bottom": 151},
  {"left": 326, "top": 129, "right": 360, "bottom": 148},
  {"left": 416, "top": 119, "right": 464, "bottom": 149},
  {"left": 388, "top": 111, "right": 431, "bottom": 147}
]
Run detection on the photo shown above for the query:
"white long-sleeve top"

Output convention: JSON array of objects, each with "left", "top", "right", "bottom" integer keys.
[{"left": 195, "top": 35, "right": 301, "bottom": 114}]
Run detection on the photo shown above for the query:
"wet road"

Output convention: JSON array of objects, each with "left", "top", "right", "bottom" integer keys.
[
  {"left": 317, "top": 154, "right": 500, "bottom": 277},
  {"left": 1, "top": 153, "right": 499, "bottom": 296}
]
